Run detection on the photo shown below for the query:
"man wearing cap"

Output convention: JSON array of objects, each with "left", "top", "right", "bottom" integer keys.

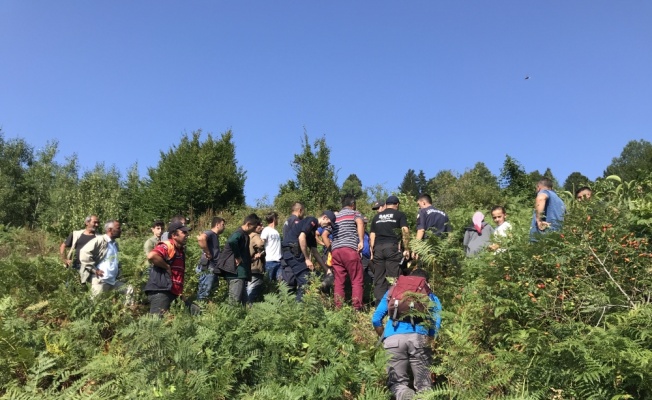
[
  {"left": 145, "top": 221, "right": 191, "bottom": 314},
  {"left": 282, "top": 211, "right": 334, "bottom": 301},
  {"left": 328, "top": 195, "right": 366, "bottom": 310},
  {"left": 370, "top": 195, "right": 410, "bottom": 305},
  {"left": 372, "top": 200, "right": 386, "bottom": 213},
  {"left": 79, "top": 220, "right": 134, "bottom": 304},
  {"left": 416, "top": 193, "right": 451, "bottom": 240},
  {"left": 161, "top": 215, "right": 188, "bottom": 242}
]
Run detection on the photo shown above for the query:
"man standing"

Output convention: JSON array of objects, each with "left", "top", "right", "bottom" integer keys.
[
  {"left": 329, "top": 196, "right": 365, "bottom": 310},
  {"left": 145, "top": 221, "right": 191, "bottom": 314},
  {"left": 161, "top": 215, "right": 188, "bottom": 241},
  {"left": 247, "top": 222, "right": 265, "bottom": 304},
  {"left": 282, "top": 202, "right": 304, "bottom": 239},
  {"left": 372, "top": 268, "right": 442, "bottom": 400},
  {"left": 216, "top": 214, "right": 261, "bottom": 305},
  {"left": 196, "top": 217, "right": 226, "bottom": 302},
  {"left": 60, "top": 215, "right": 100, "bottom": 271},
  {"left": 261, "top": 212, "right": 282, "bottom": 281},
  {"left": 530, "top": 178, "right": 566, "bottom": 239},
  {"left": 415, "top": 193, "right": 451, "bottom": 240},
  {"left": 144, "top": 220, "right": 165, "bottom": 256},
  {"left": 370, "top": 195, "right": 410, "bottom": 306},
  {"left": 282, "top": 211, "right": 335, "bottom": 301},
  {"left": 371, "top": 199, "right": 386, "bottom": 213},
  {"left": 79, "top": 220, "right": 134, "bottom": 304}
]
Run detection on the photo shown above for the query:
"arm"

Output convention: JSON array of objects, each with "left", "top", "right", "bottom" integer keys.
[
  {"left": 535, "top": 192, "right": 550, "bottom": 230},
  {"left": 59, "top": 242, "right": 71, "bottom": 266},
  {"left": 227, "top": 232, "right": 243, "bottom": 266},
  {"left": 310, "top": 246, "right": 327, "bottom": 270},
  {"left": 80, "top": 239, "right": 104, "bottom": 277},
  {"left": 372, "top": 292, "right": 389, "bottom": 337},
  {"left": 148, "top": 250, "right": 172, "bottom": 275},
  {"left": 298, "top": 232, "right": 314, "bottom": 270},
  {"left": 356, "top": 217, "right": 364, "bottom": 252},
  {"left": 321, "top": 229, "right": 331, "bottom": 249},
  {"left": 197, "top": 232, "right": 211, "bottom": 259},
  {"left": 401, "top": 226, "right": 410, "bottom": 257},
  {"left": 369, "top": 232, "right": 375, "bottom": 260}
]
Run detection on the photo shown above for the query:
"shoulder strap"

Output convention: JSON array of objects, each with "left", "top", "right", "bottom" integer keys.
[
  {"left": 67, "top": 229, "right": 84, "bottom": 259},
  {"left": 160, "top": 240, "right": 177, "bottom": 261}
]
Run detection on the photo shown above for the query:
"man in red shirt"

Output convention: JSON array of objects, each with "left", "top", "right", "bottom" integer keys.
[{"left": 145, "top": 221, "right": 191, "bottom": 315}]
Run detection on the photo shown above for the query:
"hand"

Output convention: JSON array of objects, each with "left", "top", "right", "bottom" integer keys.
[
  {"left": 253, "top": 253, "right": 261, "bottom": 260},
  {"left": 411, "top": 252, "right": 419, "bottom": 260},
  {"left": 306, "top": 259, "right": 314, "bottom": 271},
  {"left": 402, "top": 250, "right": 410, "bottom": 259},
  {"left": 63, "top": 259, "right": 71, "bottom": 267},
  {"left": 204, "top": 252, "right": 212, "bottom": 260},
  {"left": 95, "top": 269, "right": 105, "bottom": 277},
  {"left": 537, "top": 220, "right": 551, "bottom": 231},
  {"left": 235, "top": 257, "right": 242, "bottom": 266},
  {"left": 357, "top": 242, "right": 363, "bottom": 252}
]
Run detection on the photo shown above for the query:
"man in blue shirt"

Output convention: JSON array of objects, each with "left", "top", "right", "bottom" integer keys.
[
  {"left": 530, "top": 178, "right": 566, "bottom": 240},
  {"left": 372, "top": 268, "right": 442, "bottom": 400}
]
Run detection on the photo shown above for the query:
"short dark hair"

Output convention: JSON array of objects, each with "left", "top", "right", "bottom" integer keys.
[
  {"left": 409, "top": 268, "right": 430, "bottom": 281},
  {"left": 170, "top": 215, "right": 187, "bottom": 224},
  {"left": 538, "top": 178, "right": 553, "bottom": 189},
  {"left": 243, "top": 213, "right": 261, "bottom": 226},
  {"left": 151, "top": 219, "right": 165, "bottom": 228},
  {"left": 342, "top": 195, "right": 356, "bottom": 208},
  {"left": 491, "top": 206, "right": 506, "bottom": 214},
  {"left": 265, "top": 211, "right": 278, "bottom": 224},
  {"left": 211, "top": 217, "right": 225, "bottom": 227},
  {"left": 417, "top": 193, "right": 432, "bottom": 204},
  {"left": 575, "top": 186, "right": 592, "bottom": 197}
]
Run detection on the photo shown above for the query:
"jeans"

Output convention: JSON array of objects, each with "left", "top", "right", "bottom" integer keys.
[
  {"left": 148, "top": 291, "right": 177, "bottom": 315},
  {"left": 265, "top": 261, "right": 282, "bottom": 281},
  {"left": 228, "top": 278, "right": 247, "bottom": 305},
  {"left": 197, "top": 271, "right": 219, "bottom": 301},
  {"left": 246, "top": 273, "right": 264, "bottom": 304}
]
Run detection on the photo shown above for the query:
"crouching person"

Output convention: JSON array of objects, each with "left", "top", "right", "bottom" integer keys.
[
  {"left": 79, "top": 220, "right": 134, "bottom": 305},
  {"left": 371, "top": 269, "right": 442, "bottom": 400},
  {"left": 145, "top": 221, "right": 191, "bottom": 315}
]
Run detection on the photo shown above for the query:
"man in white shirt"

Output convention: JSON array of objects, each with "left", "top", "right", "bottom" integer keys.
[{"left": 261, "top": 212, "right": 283, "bottom": 281}]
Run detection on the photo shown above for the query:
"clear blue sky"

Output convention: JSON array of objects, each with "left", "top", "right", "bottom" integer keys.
[{"left": 2, "top": 1, "right": 650, "bottom": 206}]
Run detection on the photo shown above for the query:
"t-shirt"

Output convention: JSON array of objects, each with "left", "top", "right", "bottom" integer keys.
[
  {"left": 416, "top": 206, "right": 451, "bottom": 237},
  {"left": 494, "top": 221, "right": 512, "bottom": 237},
  {"left": 282, "top": 215, "right": 301, "bottom": 239},
  {"left": 152, "top": 240, "right": 186, "bottom": 296},
  {"left": 283, "top": 217, "right": 319, "bottom": 249},
  {"left": 330, "top": 208, "right": 363, "bottom": 251},
  {"left": 199, "top": 230, "right": 221, "bottom": 268},
  {"left": 64, "top": 232, "right": 97, "bottom": 267},
  {"left": 96, "top": 240, "right": 119, "bottom": 285},
  {"left": 261, "top": 226, "right": 282, "bottom": 262},
  {"left": 370, "top": 209, "right": 408, "bottom": 245}
]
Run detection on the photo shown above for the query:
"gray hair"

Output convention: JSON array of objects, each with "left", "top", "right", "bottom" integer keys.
[{"left": 104, "top": 220, "right": 119, "bottom": 231}]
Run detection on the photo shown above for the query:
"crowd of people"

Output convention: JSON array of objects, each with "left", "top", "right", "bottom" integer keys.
[{"left": 58, "top": 177, "right": 582, "bottom": 399}]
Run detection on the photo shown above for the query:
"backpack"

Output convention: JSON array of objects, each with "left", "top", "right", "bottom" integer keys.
[{"left": 387, "top": 275, "right": 432, "bottom": 327}]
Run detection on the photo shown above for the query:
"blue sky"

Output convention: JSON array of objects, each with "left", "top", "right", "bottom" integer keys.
[{"left": 1, "top": 1, "right": 650, "bottom": 206}]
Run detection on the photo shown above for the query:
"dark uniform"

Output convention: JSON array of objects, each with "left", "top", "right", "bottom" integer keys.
[
  {"left": 370, "top": 208, "right": 409, "bottom": 305},
  {"left": 416, "top": 206, "right": 451, "bottom": 238},
  {"left": 281, "top": 217, "right": 319, "bottom": 301}
]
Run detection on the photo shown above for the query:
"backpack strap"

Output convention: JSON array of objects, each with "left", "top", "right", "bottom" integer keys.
[{"left": 159, "top": 240, "right": 177, "bottom": 263}]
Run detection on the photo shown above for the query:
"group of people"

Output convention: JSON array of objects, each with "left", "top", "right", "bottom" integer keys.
[{"left": 58, "top": 177, "right": 581, "bottom": 399}]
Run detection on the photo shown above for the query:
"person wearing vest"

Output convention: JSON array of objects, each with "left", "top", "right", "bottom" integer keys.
[
  {"left": 59, "top": 215, "right": 100, "bottom": 271},
  {"left": 79, "top": 220, "right": 134, "bottom": 305},
  {"left": 530, "top": 178, "right": 566, "bottom": 241},
  {"left": 145, "top": 221, "right": 191, "bottom": 315}
]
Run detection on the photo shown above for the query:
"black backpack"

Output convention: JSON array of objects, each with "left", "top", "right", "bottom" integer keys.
[{"left": 387, "top": 275, "right": 432, "bottom": 327}]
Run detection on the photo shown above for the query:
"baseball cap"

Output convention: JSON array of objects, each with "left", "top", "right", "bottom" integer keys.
[
  {"left": 385, "top": 195, "right": 400, "bottom": 205},
  {"left": 321, "top": 210, "right": 337, "bottom": 224},
  {"left": 167, "top": 221, "right": 191, "bottom": 234},
  {"left": 371, "top": 200, "right": 385, "bottom": 210}
]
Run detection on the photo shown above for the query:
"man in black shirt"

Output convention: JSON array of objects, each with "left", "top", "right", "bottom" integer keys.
[
  {"left": 282, "top": 202, "right": 305, "bottom": 239},
  {"left": 281, "top": 211, "right": 334, "bottom": 301},
  {"left": 59, "top": 215, "right": 100, "bottom": 271},
  {"left": 370, "top": 196, "right": 410, "bottom": 306}
]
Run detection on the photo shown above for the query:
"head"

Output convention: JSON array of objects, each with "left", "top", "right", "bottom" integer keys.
[
  {"left": 491, "top": 206, "right": 507, "bottom": 226},
  {"left": 265, "top": 211, "right": 278, "bottom": 226},
  {"left": 417, "top": 193, "right": 432, "bottom": 209},
  {"left": 211, "top": 216, "right": 226, "bottom": 234},
  {"left": 536, "top": 178, "right": 553, "bottom": 192},
  {"left": 320, "top": 210, "right": 337, "bottom": 228},
  {"left": 104, "top": 220, "right": 121, "bottom": 239},
  {"left": 341, "top": 195, "right": 356, "bottom": 210},
  {"left": 84, "top": 215, "right": 100, "bottom": 233},
  {"left": 168, "top": 221, "right": 191, "bottom": 247},
  {"left": 409, "top": 268, "right": 430, "bottom": 282},
  {"left": 242, "top": 213, "right": 262, "bottom": 233},
  {"left": 151, "top": 219, "right": 164, "bottom": 238},
  {"left": 372, "top": 200, "right": 386, "bottom": 213},
  {"left": 576, "top": 186, "right": 592, "bottom": 201},
  {"left": 255, "top": 222, "right": 264, "bottom": 234},
  {"left": 291, "top": 202, "right": 305, "bottom": 218},
  {"left": 169, "top": 214, "right": 188, "bottom": 226},
  {"left": 385, "top": 195, "right": 400, "bottom": 210}
]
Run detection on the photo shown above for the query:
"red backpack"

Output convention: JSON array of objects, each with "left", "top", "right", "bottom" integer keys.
[{"left": 387, "top": 275, "right": 432, "bottom": 327}]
